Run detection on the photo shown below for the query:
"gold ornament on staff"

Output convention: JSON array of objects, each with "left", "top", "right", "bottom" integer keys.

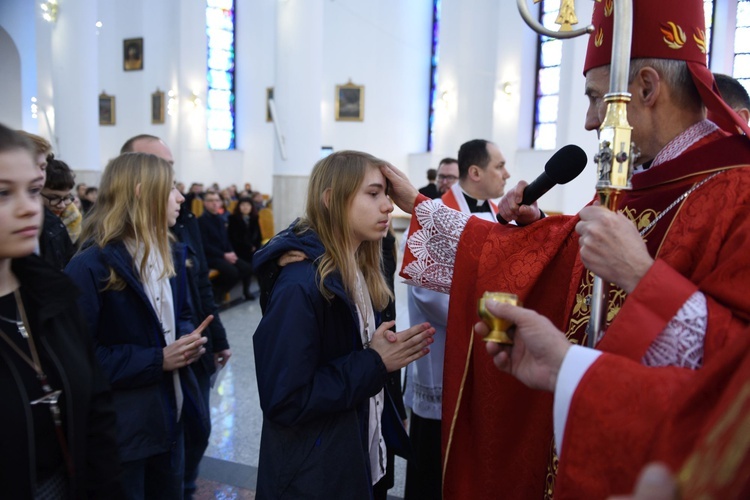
[
  {"left": 519, "top": 0, "right": 636, "bottom": 348},
  {"left": 478, "top": 292, "right": 520, "bottom": 345}
]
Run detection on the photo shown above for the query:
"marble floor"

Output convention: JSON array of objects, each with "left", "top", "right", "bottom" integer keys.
[{"left": 196, "top": 245, "right": 413, "bottom": 499}]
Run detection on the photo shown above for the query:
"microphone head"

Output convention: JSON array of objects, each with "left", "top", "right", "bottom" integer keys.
[{"left": 544, "top": 144, "right": 588, "bottom": 184}]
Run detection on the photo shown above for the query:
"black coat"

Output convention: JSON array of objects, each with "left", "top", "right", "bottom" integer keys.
[
  {"left": 198, "top": 211, "right": 232, "bottom": 264},
  {"left": 227, "top": 213, "right": 262, "bottom": 263},
  {"left": 39, "top": 207, "right": 74, "bottom": 271},
  {"left": 1, "top": 255, "right": 123, "bottom": 499},
  {"left": 172, "top": 211, "right": 229, "bottom": 377}
]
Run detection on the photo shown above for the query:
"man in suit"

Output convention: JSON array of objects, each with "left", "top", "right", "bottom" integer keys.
[
  {"left": 199, "top": 190, "right": 255, "bottom": 302},
  {"left": 418, "top": 168, "right": 440, "bottom": 199}
]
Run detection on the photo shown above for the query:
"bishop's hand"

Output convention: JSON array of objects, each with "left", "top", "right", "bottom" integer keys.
[{"left": 474, "top": 302, "right": 570, "bottom": 392}]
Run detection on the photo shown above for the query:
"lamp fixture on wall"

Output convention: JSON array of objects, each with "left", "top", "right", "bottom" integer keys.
[
  {"left": 30, "top": 97, "right": 38, "bottom": 120},
  {"left": 189, "top": 91, "right": 202, "bottom": 109},
  {"left": 167, "top": 89, "right": 178, "bottom": 117},
  {"left": 40, "top": 0, "right": 58, "bottom": 23},
  {"left": 500, "top": 81, "right": 517, "bottom": 98}
]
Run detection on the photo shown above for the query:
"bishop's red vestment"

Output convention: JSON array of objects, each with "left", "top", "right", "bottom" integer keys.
[{"left": 401, "top": 130, "right": 750, "bottom": 498}]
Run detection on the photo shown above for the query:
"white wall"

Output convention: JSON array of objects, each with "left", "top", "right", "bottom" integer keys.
[
  {"left": 2, "top": 0, "right": 740, "bottom": 215},
  {"left": 0, "top": 0, "right": 38, "bottom": 132}
]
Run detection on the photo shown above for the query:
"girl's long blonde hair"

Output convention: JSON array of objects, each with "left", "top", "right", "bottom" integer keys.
[
  {"left": 79, "top": 152, "right": 175, "bottom": 288},
  {"left": 298, "top": 150, "right": 393, "bottom": 312}
]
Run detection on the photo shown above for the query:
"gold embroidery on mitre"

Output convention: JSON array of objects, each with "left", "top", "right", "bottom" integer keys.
[
  {"left": 660, "top": 21, "right": 687, "bottom": 50},
  {"left": 604, "top": 0, "right": 614, "bottom": 17},
  {"left": 694, "top": 28, "right": 708, "bottom": 54},
  {"left": 595, "top": 27, "right": 604, "bottom": 47}
]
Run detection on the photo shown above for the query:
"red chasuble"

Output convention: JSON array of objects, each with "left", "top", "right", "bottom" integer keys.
[
  {"left": 401, "top": 134, "right": 750, "bottom": 498},
  {"left": 557, "top": 327, "right": 750, "bottom": 498}
]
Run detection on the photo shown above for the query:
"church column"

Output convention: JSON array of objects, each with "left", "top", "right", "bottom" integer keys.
[
  {"left": 272, "top": 0, "right": 324, "bottom": 231},
  {"left": 50, "top": 0, "right": 100, "bottom": 184}
]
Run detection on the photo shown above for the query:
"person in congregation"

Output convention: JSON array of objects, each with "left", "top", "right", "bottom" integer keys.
[
  {"left": 379, "top": 0, "right": 750, "bottom": 497},
  {"left": 0, "top": 124, "right": 124, "bottom": 498},
  {"left": 228, "top": 196, "right": 262, "bottom": 264},
  {"left": 199, "top": 190, "right": 255, "bottom": 302},
  {"left": 714, "top": 72, "right": 750, "bottom": 123},
  {"left": 252, "top": 150, "right": 436, "bottom": 498},
  {"left": 17, "top": 131, "right": 75, "bottom": 271},
  {"left": 403, "top": 139, "right": 509, "bottom": 500},
  {"left": 65, "top": 152, "right": 212, "bottom": 499},
  {"left": 434, "top": 157, "right": 459, "bottom": 195},
  {"left": 120, "top": 134, "right": 231, "bottom": 499},
  {"left": 42, "top": 156, "right": 82, "bottom": 245},
  {"left": 417, "top": 168, "right": 439, "bottom": 199}
]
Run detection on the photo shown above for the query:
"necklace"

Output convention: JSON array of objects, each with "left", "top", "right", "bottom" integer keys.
[
  {"left": 0, "top": 308, "right": 28, "bottom": 338},
  {"left": 0, "top": 289, "right": 74, "bottom": 477},
  {"left": 639, "top": 171, "right": 723, "bottom": 237},
  {"left": 355, "top": 270, "right": 372, "bottom": 348}
]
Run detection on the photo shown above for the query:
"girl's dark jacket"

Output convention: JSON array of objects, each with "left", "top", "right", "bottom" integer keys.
[
  {"left": 65, "top": 241, "right": 209, "bottom": 463},
  {"left": 252, "top": 222, "right": 410, "bottom": 499},
  {"left": 1, "top": 255, "right": 123, "bottom": 498}
]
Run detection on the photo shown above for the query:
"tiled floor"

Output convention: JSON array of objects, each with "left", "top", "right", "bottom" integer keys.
[{"left": 197, "top": 244, "right": 412, "bottom": 499}]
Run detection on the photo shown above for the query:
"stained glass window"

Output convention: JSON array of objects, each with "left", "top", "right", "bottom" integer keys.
[
  {"left": 735, "top": 0, "right": 750, "bottom": 95},
  {"left": 427, "top": 0, "right": 441, "bottom": 152},
  {"left": 206, "top": 0, "right": 236, "bottom": 150},
  {"left": 532, "top": 0, "right": 562, "bottom": 150}
]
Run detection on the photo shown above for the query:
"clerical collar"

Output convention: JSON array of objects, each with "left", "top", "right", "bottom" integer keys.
[{"left": 461, "top": 190, "right": 491, "bottom": 213}]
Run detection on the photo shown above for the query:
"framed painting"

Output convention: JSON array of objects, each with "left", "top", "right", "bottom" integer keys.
[
  {"left": 152, "top": 89, "right": 165, "bottom": 124},
  {"left": 123, "top": 37, "right": 144, "bottom": 71},
  {"left": 335, "top": 81, "right": 364, "bottom": 121},
  {"left": 99, "top": 92, "right": 115, "bottom": 126}
]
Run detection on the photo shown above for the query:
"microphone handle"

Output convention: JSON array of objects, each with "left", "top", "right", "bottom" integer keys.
[{"left": 497, "top": 174, "right": 554, "bottom": 224}]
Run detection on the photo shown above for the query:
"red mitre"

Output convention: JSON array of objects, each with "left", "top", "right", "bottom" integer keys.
[{"left": 583, "top": 0, "right": 750, "bottom": 136}]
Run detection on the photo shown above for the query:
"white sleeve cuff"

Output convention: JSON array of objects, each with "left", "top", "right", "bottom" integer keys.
[{"left": 553, "top": 345, "right": 602, "bottom": 454}]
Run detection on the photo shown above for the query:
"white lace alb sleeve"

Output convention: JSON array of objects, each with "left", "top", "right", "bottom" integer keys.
[
  {"left": 402, "top": 200, "right": 471, "bottom": 295},
  {"left": 641, "top": 290, "right": 706, "bottom": 369}
]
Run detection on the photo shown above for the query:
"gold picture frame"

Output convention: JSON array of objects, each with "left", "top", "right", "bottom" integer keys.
[
  {"left": 99, "top": 92, "right": 116, "bottom": 126},
  {"left": 335, "top": 80, "right": 364, "bottom": 121},
  {"left": 152, "top": 89, "right": 165, "bottom": 124},
  {"left": 123, "top": 37, "right": 143, "bottom": 71}
]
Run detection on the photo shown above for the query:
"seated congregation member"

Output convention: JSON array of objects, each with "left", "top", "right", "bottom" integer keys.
[
  {"left": 65, "top": 152, "right": 211, "bottom": 499},
  {"left": 42, "top": 156, "right": 82, "bottom": 244},
  {"left": 0, "top": 124, "right": 123, "bottom": 498},
  {"left": 252, "top": 150, "right": 435, "bottom": 498},
  {"left": 227, "top": 196, "right": 262, "bottom": 264},
  {"left": 199, "top": 190, "right": 255, "bottom": 301},
  {"left": 17, "top": 131, "right": 74, "bottom": 271},
  {"left": 121, "top": 133, "right": 232, "bottom": 499}
]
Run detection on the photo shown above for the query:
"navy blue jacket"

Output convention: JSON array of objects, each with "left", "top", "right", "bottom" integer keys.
[
  {"left": 198, "top": 211, "right": 232, "bottom": 262},
  {"left": 65, "top": 241, "right": 210, "bottom": 462},
  {"left": 172, "top": 210, "right": 229, "bottom": 376},
  {"left": 252, "top": 222, "right": 409, "bottom": 499}
]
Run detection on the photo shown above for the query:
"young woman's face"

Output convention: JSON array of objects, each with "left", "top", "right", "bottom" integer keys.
[
  {"left": 0, "top": 149, "right": 44, "bottom": 259},
  {"left": 239, "top": 201, "right": 252, "bottom": 215},
  {"left": 167, "top": 183, "right": 185, "bottom": 227},
  {"left": 348, "top": 166, "right": 393, "bottom": 248}
]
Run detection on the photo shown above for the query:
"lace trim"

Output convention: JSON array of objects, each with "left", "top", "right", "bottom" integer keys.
[
  {"left": 403, "top": 200, "right": 470, "bottom": 294},
  {"left": 652, "top": 120, "right": 718, "bottom": 167},
  {"left": 642, "top": 291, "right": 706, "bottom": 369}
]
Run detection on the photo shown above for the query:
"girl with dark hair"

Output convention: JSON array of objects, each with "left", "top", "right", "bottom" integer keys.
[{"left": 227, "top": 197, "right": 262, "bottom": 263}]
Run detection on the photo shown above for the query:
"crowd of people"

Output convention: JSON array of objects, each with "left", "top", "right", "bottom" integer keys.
[{"left": 4, "top": 0, "right": 750, "bottom": 498}]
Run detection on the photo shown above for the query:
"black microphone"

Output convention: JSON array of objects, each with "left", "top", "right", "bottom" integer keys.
[{"left": 497, "top": 144, "right": 588, "bottom": 224}]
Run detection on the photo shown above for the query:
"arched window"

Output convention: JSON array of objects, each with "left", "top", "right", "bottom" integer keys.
[
  {"left": 734, "top": 0, "right": 750, "bottom": 93},
  {"left": 206, "top": 0, "right": 236, "bottom": 150},
  {"left": 532, "top": 0, "right": 562, "bottom": 150}
]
